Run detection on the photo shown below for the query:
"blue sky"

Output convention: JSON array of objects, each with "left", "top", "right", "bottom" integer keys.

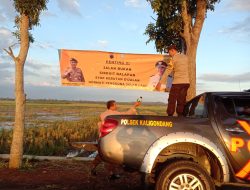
[{"left": 0, "top": 0, "right": 249, "bottom": 102}]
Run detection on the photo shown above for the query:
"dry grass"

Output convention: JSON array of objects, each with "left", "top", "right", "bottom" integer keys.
[{"left": 0, "top": 99, "right": 166, "bottom": 156}]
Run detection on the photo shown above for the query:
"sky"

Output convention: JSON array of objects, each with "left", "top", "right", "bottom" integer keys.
[{"left": 0, "top": 0, "right": 249, "bottom": 103}]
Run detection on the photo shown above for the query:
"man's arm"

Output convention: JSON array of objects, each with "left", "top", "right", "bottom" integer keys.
[
  {"left": 78, "top": 69, "right": 85, "bottom": 82},
  {"left": 117, "top": 102, "right": 141, "bottom": 115},
  {"left": 61, "top": 67, "right": 72, "bottom": 79}
]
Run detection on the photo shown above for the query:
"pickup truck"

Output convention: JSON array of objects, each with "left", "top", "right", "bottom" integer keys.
[{"left": 98, "top": 92, "right": 250, "bottom": 190}]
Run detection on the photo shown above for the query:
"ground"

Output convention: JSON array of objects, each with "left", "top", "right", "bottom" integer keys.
[
  {"left": 0, "top": 159, "right": 248, "bottom": 190},
  {"left": 0, "top": 159, "right": 143, "bottom": 190}
]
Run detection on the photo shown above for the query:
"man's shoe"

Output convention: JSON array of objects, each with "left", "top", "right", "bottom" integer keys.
[{"left": 109, "top": 174, "right": 121, "bottom": 180}]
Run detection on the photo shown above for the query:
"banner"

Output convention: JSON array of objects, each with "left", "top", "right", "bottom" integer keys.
[{"left": 59, "top": 50, "right": 171, "bottom": 91}]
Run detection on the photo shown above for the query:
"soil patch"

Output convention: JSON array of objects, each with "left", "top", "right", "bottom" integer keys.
[
  {"left": 0, "top": 159, "right": 247, "bottom": 190},
  {"left": 0, "top": 159, "right": 143, "bottom": 190}
]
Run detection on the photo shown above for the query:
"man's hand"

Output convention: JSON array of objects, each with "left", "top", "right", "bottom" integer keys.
[
  {"left": 134, "top": 101, "right": 141, "bottom": 107},
  {"left": 165, "top": 88, "right": 170, "bottom": 92},
  {"left": 64, "top": 67, "right": 72, "bottom": 75}
]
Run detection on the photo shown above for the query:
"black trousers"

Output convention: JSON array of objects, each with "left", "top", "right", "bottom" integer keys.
[{"left": 167, "top": 83, "right": 190, "bottom": 116}]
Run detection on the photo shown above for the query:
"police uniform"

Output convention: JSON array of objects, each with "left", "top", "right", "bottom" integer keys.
[
  {"left": 160, "top": 45, "right": 190, "bottom": 116},
  {"left": 63, "top": 68, "right": 85, "bottom": 82}
]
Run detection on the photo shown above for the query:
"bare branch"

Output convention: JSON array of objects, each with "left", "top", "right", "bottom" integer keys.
[
  {"left": 10, "top": 43, "right": 19, "bottom": 49},
  {"left": 3, "top": 47, "right": 16, "bottom": 60},
  {"left": 151, "top": 16, "right": 156, "bottom": 21}
]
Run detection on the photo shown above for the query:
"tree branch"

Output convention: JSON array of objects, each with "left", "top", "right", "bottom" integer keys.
[
  {"left": 181, "top": 0, "right": 192, "bottom": 48},
  {"left": 10, "top": 43, "right": 19, "bottom": 49},
  {"left": 3, "top": 47, "right": 16, "bottom": 60},
  {"left": 192, "top": 0, "right": 206, "bottom": 41}
]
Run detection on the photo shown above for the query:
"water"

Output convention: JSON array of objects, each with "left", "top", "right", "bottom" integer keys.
[
  {"left": 0, "top": 112, "right": 81, "bottom": 129},
  {"left": 35, "top": 112, "right": 81, "bottom": 121},
  {"left": 0, "top": 121, "right": 13, "bottom": 129}
]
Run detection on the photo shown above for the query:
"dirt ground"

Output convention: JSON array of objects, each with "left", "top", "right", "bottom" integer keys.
[
  {"left": 0, "top": 159, "right": 248, "bottom": 190},
  {"left": 0, "top": 159, "right": 143, "bottom": 190}
]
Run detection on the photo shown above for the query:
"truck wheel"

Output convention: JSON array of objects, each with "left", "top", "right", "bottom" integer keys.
[{"left": 155, "top": 160, "right": 215, "bottom": 190}]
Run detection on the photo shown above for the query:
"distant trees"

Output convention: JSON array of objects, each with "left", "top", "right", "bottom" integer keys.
[
  {"left": 145, "top": 0, "right": 220, "bottom": 99},
  {"left": 4, "top": 0, "right": 48, "bottom": 169}
]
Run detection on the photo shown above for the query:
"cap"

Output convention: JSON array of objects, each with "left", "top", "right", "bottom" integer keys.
[
  {"left": 167, "top": 44, "right": 177, "bottom": 52},
  {"left": 155, "top": 61, "right": 167, "bottom": 68},
  {"left": 70, "top": 58, "right": 78, "bottom": 63}
]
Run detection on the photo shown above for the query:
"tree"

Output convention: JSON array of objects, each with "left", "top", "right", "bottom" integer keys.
[
  {"left": 4, "top": 0, "right": 48, "bottom": 169},
  {"left": 145, "top": 0, "right": 220, "bottom": 100}
]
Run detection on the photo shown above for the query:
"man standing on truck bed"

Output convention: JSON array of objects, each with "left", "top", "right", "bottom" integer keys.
[{"left": 156, "top": 45, "right": 190, "bottom": 116}]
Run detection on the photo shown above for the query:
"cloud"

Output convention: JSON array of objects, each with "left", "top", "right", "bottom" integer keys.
[
  {"left": 0, "top": 0, "right": 16, "bottom": 23},
  {"left": 1, "top": 57, "right": 52, "bottom": 71},
  {"left": 25, "top": 81, "right": 58, "bottom": 87},
  {"left": 219, "top": 16, "right": 250, "bottom": 34},
  {"left": 218, "top": 16, "right": 250, "bottom": 43},
  {"left": 41, "top": 10, "right": 57, "bottom": 18},
  {"left": 0, "top": 62, "right": 14, "bottom": 84},
  {"left": 0, "top": 62, "right": 13, "bottom": 70},
  {"left": 0, "top": 54, "right": 14, "bottom": 83},
  {"left": 25, "top": 58, "right": 53, "bottom": 70},
  {"left": 0, "top": 14, "right": 6, "bottom": 22},
  {"left": 56, "top": 0, "right": 81, "bottom": 16},
  {"left": 0, "top": 56, "right": 60, "bottom": 87},
  {"left": 219, "top": 1, "right": 250, "bottom": 42},
  {"left": 24, "top": 58, "right": 60, "bottom": 86},
  {"left": 224, "top": 0, "right": 250, "bottom": 12},
  {"left": 0, "top": 27, "right": 18, "bottom": 54},
  {"left": 0, "top": 54, "right": 12, "bottom": 61},
  {"left": 24, "top": 69, "right": 38, "bottom": 77},
  {"left": 124, "top": 0, "right": 148, "bottom": 8},
  {"left": 0, "top": 68, "right": 13, "bottom": 79},
  {"left": 32, "top": 41, "right": 55, "bottom": 49},
  {"left": 199, "top": 72, "right": 250, "bottom": 82}
]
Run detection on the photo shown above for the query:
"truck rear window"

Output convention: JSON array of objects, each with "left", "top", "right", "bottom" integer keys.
[{"left": 220, "top": 97, "right": 250, "bottom": 119}]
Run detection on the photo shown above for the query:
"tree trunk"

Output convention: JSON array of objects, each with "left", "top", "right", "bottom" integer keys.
[
  {"left": 9, "top": 14, "right": 30, "bottom": 169},
  {"left": 186, "top": 48, "right": 197, "bottom": 101},
  {"left": 182, "top": 0, "right": 206, "bottom": 100},
  {"left": 9, "top": 61, "right": 26, "bottom": 168}
]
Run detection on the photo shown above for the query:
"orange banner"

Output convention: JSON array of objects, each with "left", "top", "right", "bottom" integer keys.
[{"left": 59, "top": 50, "right": 171, "bottom": 91}]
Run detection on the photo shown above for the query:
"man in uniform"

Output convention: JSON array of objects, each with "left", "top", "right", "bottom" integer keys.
[
  {"left": 156, "top": 45, "right": 190, "bottom": 116},
  {"left": 61, "top": 58, "right": 85, "bottom": 82},
  {"left": 148, "top": 61, "right": 173, "bottom": 91}
]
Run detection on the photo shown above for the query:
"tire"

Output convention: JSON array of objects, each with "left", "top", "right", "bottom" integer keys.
[{"left": 155, "top": 160, "right": 215, "bottom": 190}]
